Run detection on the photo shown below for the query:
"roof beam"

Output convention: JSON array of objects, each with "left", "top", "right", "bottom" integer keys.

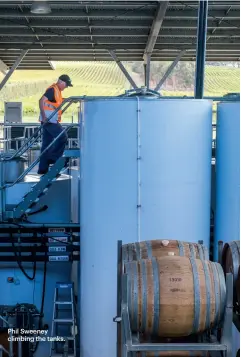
[
  {"left": 0, "top": 28, "right": 239, "bottom": 38},
  {"left": 0, "top": 49, "right": 28, "bottom": 91},
  {"left": 7, "top": 57, "right": 239, "bottom": 66},
  {"left": 144, "top": 1, "right": 168, "bottom": 59},
  {"left": 0, "top": 9, "right": 239, "bottom": 19},
  {"left": 0, "top": 49, "right": 239, "bottom": 56},
  {"left": 0, "top": 37, "right": 238, "bottom": 45},
  {"left": 1, "top": 44, "right": 239, "bottom": 51},
  {"left": 0, "top": 59, "right": 8, "bottom": 75},
  {"left": 155, "top": 50, "right": 186, "bottom": 91},
  {"left": 108, "top": 50, "right": 138, "bottom": 89},
  {"left": 0, "top": 19, "right": 238, "bottom": 29},
  {"left": 2, "top": 53, "right": 240, "bottom": 61}
]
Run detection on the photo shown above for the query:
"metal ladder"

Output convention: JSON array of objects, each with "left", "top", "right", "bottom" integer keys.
[
  {"left": 11, "top": 149, "right": 79, "bottom": 220},
  {"left": 50, "top": 282, "right": 77, "bottom": 357}
]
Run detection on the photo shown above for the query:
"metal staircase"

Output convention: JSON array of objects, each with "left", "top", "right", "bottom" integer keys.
[
  {"left": 0, "top": 97, "right": 82, "bottom": 223},
  {"left": 12, "top": 150, "right": 79, "bottom": 220}
]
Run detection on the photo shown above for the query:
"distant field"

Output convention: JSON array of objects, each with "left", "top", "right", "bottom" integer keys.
[{"left": 0, "top": 62, "right": 239, "bottom": 122}]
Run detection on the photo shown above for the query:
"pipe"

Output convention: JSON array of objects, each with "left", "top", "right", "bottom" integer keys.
[
  {"left": 136, "top": 97, "right": 141, "bottom": 242},
  {"left": 194, "top": 0, "right": 208, "bottom": 99}
]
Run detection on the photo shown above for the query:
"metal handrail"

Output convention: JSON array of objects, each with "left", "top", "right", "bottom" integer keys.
[
  {"left": 0, "top": 316, "right": 14, "bottom": 357},
  {"left": 0, "top": 124, "right": 75, "bottom": 190},
  {"left": 0, "top": 97, "right": 79, "bottom": 161},
  {"left": 0, "top": 345, "right": 10, "bottom": 356}
]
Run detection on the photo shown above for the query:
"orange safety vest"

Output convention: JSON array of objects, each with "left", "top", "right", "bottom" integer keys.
[{"left": 42, "top": 83, "right": 63, "bottom": 122}]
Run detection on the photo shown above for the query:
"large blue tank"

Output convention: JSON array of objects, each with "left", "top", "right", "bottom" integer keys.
[
  {"left": 214, "top": 101, "right": 240, "bottom": 357},
  {"left": 79, "top": 98, "right": 213, "bottom": 357},
  {"left": 214, "top": 102, "right": 240, "bottom": 259}
]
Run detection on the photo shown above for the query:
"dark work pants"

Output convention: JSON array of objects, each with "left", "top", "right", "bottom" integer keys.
[{"left": 38, "top": 122, "right": 68, "bottom": 173}]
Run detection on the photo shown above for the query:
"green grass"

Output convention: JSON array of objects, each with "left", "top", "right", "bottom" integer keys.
[{"left": 0, "top": 62, "right": 239, "bottom": 122}]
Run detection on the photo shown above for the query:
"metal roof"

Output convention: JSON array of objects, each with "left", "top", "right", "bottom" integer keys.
[{"left": 0, "top": 0, "right": 239, "bottom": 70}]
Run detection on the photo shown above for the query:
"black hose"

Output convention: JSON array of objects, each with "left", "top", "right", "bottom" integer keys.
[{"left": 11, "top": 234, "right": 37, "bottom": 281}]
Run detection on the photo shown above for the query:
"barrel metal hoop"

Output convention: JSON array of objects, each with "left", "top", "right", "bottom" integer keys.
[
  {"left": 135, "top": 242, "right": 141, "bottom": 260},
  {"left": 133, "top": 261, "right": 139, "bottom": 331},
  {"left": 197, "top": 244, "right": 204, "bottom": 260},
  {"left": 189, "top": 243, "right": 196, "bottom": 259},
  {"left": 178, "top": 241, "right": 184, "bottom": 256},
  {"left": 202, "top": 259, "right": 211, "bottom": 330},
  {"left": 229, "top": 241, "right": 240, "bottom": 281},
  {"left": 152, "top": 257, "right": 160, "bottom": 336},
  {"left": 215, "top": 263, "right": 226, "bottom": 323},
  {"left": 189, "top": 256, "right": 200, "bottom": 333},
  {"left": 145, "top": 241, "right": 152, "bottom": 259},
  {"left": 141, "top": 260, "right": 148, "bottom": 332},
  {"left": 129, "top": 244, "right": 134, "bottom": 262},
  {"left": 210, "top": 261, "right": 220, "bottom": 327},
  {"left": 125, "top": 263, "right": 133, "bottom": 327}
]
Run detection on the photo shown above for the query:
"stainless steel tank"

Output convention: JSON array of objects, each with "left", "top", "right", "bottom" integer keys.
[
  {"left": 79, "top": 97, "right": 213, "bottom": 357},
  {"left": 0, "top": 151, "right": 27, "bottom": 183}
]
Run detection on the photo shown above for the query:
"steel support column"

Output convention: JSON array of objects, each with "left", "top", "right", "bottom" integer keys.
[
  {"left": 144, "top": 53, "right": 151, "bottom": 89},
  {"left": 143, "top": 1, "right": 168, "bottom": 90},
  {"left": 154, "top": 50, "right": 186, "bottom": 92},
  {"left": 108, "top": 50, "right": 138, "bottom": 89},
  {"left": 143, "top": 1, "right": 169, "bottom": 58},
  {"left": 194, "top": 0, "right": 208, "bottom": 99},
  {"left": 0, "top": 59, "right": 8, "bottom": 75},
  {"left": 0, "top": 49, "right": 28, "bottom": 91}
]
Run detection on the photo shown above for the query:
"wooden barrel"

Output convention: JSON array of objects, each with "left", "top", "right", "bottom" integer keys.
[
  {"left": 125, "top": 256, "right": 226, "bottom": 337},
  {"left": 222, "top": 241, "right": 240, "bottom": 307},
  {"left": 122, "top": 240, "right": 209, "bottom": 262}
]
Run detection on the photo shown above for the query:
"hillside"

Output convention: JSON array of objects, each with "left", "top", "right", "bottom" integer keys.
[{"left": 0, "top": 62, "right": 239, "bottom": 118}]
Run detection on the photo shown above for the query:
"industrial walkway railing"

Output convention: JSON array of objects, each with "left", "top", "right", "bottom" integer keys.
[{"left": 0, "top": 97, "right": 81, "bottom": 190}]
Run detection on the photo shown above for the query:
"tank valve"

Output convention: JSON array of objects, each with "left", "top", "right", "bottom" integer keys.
[{"left": 113, "top": 316, "right": 122, "bottom": 323}]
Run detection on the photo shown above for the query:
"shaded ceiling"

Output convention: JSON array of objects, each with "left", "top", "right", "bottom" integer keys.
[{"left": 0, "top": 0, "right": 239, "bottom": 70}]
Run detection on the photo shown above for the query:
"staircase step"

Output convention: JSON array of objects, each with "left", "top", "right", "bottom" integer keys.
[
  {"left": 51, "top": 355, "right": 75, "bottom": 357},
  {"left": 53, "top": 319, "right": 74, "bottom": 323},
  {"left": 55, "top": 301, "right": 72, "bottom": 305},
  {"left": 12, "top": 157, "right": 67, "bottom": 219}
]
